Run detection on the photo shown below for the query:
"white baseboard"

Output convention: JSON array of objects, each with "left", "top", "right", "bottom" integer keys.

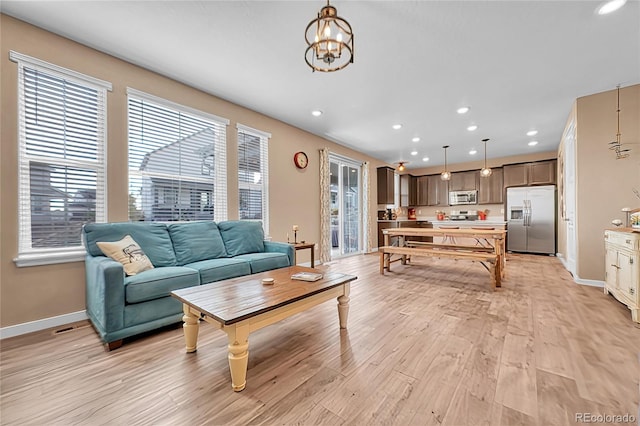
[
  {"left": 0, "top": 310, "right": 88, "bottom": 340},
  {"left": 556, "top": 253, "right": 604, "bottom": 288}
]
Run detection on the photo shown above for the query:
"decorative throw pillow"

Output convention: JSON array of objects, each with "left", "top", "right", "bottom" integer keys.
[{"left": 96, "top": 235, "right": 154, "bottom": 276}]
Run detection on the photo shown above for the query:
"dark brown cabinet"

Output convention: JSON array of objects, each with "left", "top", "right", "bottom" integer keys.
[
  {"left": 400, "top": 174, "right": 416, "bottom": 207},
  {"left": 529, "top": 160, "right": 557, "bottom": 185},
  {"left": 478, "top": 167, "right": 503, "bottom": 204},
  {"left": 377, "top": 167, "right": 395, "bottom": 204},
  {"left": 503, "top": 160, "right": 556, "bottom": 187},
  {"left": 449, "top": 170, "right": 479, "bottom": 191},
  {"left": 416, "top": 176, "right": 429, "bottom": 206},
  {"left": 427, "top": 175, "right": 449, "bottom": 206}
]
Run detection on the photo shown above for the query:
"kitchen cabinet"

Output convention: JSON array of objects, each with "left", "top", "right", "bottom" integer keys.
[
  {"left": 450, "top": 170, "right": 479, "bottom": 191},
  {"left": 478, "top": 167, "right": 503, "bottom": 204},
  {"left": 377, "top": 167, "right": 395, "bottom": 204},
  {"left": 400, "top": 174, "right": 417, "bottom": 207},
  {"left": 427, "top": 174, "right": 449, "bottom": 206},
  {"left": 604, "top": 230, "right": 639, "bottom": 323},
  {"left": 503, "top": 160, "right": 556, "bottom": 187},
  {"left": 416, "top": 176, "right": 429, "bottom": 206}
]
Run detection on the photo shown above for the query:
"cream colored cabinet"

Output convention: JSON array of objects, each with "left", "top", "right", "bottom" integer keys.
[{"left": 604, "top": 230, "right": 639, "bottom": 323}]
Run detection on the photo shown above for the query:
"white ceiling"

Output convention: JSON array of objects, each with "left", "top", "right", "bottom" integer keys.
[{"left": 2, "top": 1, "right": 639, "bottom": 169}]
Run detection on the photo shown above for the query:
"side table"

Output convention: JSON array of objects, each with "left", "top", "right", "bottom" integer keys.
[{"left": 292, "top": 242, "right": 315, "bottom": 268}]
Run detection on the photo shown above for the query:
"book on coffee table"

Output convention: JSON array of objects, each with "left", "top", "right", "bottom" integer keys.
[{"left": 291, "top": 272, "right": 323, "bottom": 282}]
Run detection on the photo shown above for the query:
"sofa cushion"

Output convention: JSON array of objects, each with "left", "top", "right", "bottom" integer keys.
[
  {"left": 97, "top": 235, "right": 154, "bottom": 276},
  {"left": 168, "top": 221, "right": 228, "bottom": 265},
  {"left": 185, "top": 258, "right": 252, "bottom": 284},
  {"left": 217, "top": 220, "right": 265, "bottom": 256},
  {"left": 124, "top": 266, "right": 200, "bottom": 304},
  {"left": 84, "top": 222, "right": 177, "bottom": 267},
  {"left": 234, "top": 252, "right": 290, "bottom": 274}
]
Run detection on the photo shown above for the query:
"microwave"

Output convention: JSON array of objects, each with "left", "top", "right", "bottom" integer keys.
[{"left": 449, "top": 190, "right": 477, "bottom": 205}]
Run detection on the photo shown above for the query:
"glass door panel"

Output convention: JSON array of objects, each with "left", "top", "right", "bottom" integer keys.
[{"left": 329, "top": 157, "right": 361, "bottom": 258}]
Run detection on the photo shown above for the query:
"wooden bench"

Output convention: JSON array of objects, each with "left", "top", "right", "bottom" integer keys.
[
  {"left": 404, "top": 240, "right": 495, "bottom": 253},
  {"left": 379, "top": 245, "right": 501, "bottom": 289}
]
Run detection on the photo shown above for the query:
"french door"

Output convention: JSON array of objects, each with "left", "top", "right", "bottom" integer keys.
[{"left": 329, "top": 155, "right": 362, "bottom": 258}]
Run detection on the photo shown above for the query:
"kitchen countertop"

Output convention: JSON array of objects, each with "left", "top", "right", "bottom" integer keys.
[{"left": 378, "top": 217, "right": 506, "bottom": 226}]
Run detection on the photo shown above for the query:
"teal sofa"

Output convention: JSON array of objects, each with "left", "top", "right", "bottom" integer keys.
[{"left": 82, "top": 220, "right": 293, "bottom": 349}]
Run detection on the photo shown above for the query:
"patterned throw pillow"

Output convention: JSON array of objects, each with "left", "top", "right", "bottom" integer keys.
[{"left": 96, "top": 235, "right": 154, "bottom": 276}]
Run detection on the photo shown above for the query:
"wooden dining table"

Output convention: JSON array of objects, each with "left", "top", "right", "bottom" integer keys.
[{"left": 382, "top": 227, "right": 507, "bottom": 281}]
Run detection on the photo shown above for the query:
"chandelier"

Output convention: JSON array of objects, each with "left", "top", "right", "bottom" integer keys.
[
  {"left": 609, "top": 85, "right": 631, "bottom": 159},
  {"left": 480, "top": 138, "right": 492, "bottom": 177},
  {"left": 304, "top": 0, "right": 354, "bottom": 72},
  {"left": 441, "top": 145, "right": 451, "bottom": 181}
]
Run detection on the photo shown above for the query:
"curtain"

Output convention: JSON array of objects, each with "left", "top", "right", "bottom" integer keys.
[
  {"left": 319, "top": 147, "right": 331, "bottom": 264},
  {"left": 363, "top": 161, "right": 372, "bottom": 253}
]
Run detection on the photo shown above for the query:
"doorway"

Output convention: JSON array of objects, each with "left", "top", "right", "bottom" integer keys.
[{"left": 329, "top": 156, "right": 362, "bottom": 258}]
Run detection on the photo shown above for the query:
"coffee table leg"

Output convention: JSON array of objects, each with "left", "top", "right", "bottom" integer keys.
[
  {"left": 182, "top": 305, "right": 199, "bottom": 353},
  {"left": 226, "top": 325, "right": 250, "bottom": 392},
  {"left": 337, "top": 284, "right": 351, "bottom": 329}
]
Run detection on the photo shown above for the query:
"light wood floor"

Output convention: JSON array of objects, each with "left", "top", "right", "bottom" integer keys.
[{"left": 1, "top": 253, "right": 639, "bottom": 425}]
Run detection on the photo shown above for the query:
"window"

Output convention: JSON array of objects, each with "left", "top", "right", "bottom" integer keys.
[
  {"left": 237, "top": 124, "right": 270, "bottom": 236},
  {"left": 12, "top": 51, "right": 111, "bottom": 267},
  {"left": 127, "top": 88, "right": 228, "bottom": 223}
]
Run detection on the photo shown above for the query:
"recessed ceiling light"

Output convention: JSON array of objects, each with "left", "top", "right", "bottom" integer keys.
[
  {"left": 528, "top": 140, "right": 539, "bottom": 146},
  {"left": 597, "top": 0, "right": 626, "bottom": 15},
  {"left": 410, "top": 151, "right": 418, "bottom": 156},
  {"left": 412, "top": 137, "right": 420, "bottom": 142},
  {"left": 392, "top": 124, "right": 402, "bottom": 130},
  {"left": 457, "top": 106, "right": 470, "bottom": 114},
  {"left": 526, "top": 130, "right": 538, "bottom": 136},
  {"left": 469, "top": 149, "right": 477, "bottom": 155},
  {"left": 422, "top": 157, "right": 429, "bottom": 162},
  {"left": 311, "top": 110, "right": 323, "bottom": 117},
  {"left": 467, "top": 125, "right": 478, "bottom": 131}
]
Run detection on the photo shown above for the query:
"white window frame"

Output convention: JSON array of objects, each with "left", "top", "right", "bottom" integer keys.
[
  {"left": 11, "top": 51, "right": 111, "bottom": 267},
  {"left": 237, "top": 123, "right": 270, "bottom": 237},
  {"left": 127, "top": 88, "right": 229, "bottom": 223}
]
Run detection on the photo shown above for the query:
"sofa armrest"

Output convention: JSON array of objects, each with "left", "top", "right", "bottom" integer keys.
[
  {"left": 85, "top": 255, "right": 126, "bottom": 334},
  {"left": 263, "top": 241, "right": 295, "bottom": 266}
]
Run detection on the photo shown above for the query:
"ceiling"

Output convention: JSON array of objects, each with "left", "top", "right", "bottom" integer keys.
[{"left": 2, "top": 1, "right": 639, "bottom": 169}]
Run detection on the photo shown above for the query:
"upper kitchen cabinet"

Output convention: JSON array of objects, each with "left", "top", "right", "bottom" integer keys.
[
  {"left": 427, "top": 174, "right": 449, "bottom": 206},
  {"left": 478, "top": 167, "right": 503, "bottom": 204},
  {"left": 503, "top": 160, "right": 557, "bottom": 187},
  {"left": 400, "top": 174, "right": 417, "bottom": 207},
  {"left": 416, "top": 175, "right": 429, "bottom": 206},
  {"left": 377, "top": 166, "right": 395, "bottom": 204},
  {"left": 450, "top": 170, "right": 479, "bottom": 191}
]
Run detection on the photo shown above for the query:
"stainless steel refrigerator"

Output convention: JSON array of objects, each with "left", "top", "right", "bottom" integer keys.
[{"left": 507, "top": 185, "right": 556, "bottom": 254}]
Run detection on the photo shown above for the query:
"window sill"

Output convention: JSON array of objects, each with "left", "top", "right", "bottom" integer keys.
[{"left": 13, "top": 248, "right": 86, "bottom": 267}]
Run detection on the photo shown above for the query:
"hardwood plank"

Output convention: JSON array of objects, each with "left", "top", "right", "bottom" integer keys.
[{"left": 1, "top": 252, "right": 639, "bottom": 425}]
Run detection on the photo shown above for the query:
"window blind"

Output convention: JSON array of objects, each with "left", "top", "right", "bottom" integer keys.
[
  {"left": 127, "top": 89, "right": 229, "bottom": 223},
  {"left": 13, "top": 52, "right": 109, "bottom": 259},
  {"left": 237, "top": 124, "right": 270, "bottom": 235}
]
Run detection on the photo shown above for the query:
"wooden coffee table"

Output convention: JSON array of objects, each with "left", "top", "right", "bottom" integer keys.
[{"left": 171, "top": 266, "right": 357, "bottom": 392}]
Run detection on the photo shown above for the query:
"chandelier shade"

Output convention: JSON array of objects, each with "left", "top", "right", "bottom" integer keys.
[
  {"left": 441, "top": 145, "right": 451, "bottom": 181},
  {"left": 305, "top": 0, "right": 354, "bottom": 72},
  {"left": 480, "top": 138, "right": 493, "bottom": 177}
]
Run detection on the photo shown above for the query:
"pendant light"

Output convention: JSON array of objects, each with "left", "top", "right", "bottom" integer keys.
[
  {"left": 609, "top": 85, "right": 631, "bottom": 159},
  {"left": 397, "top": 162, "right": 406, "bottom": 172},
  {"left": 441, "top": 145, "right": 451, "bottom": 181},
  {"left": 304, "top": 0, "right": 354, "bottom": 72},
  {"left": 480, "top": 138, "right": 493, "bottom": 177}
]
